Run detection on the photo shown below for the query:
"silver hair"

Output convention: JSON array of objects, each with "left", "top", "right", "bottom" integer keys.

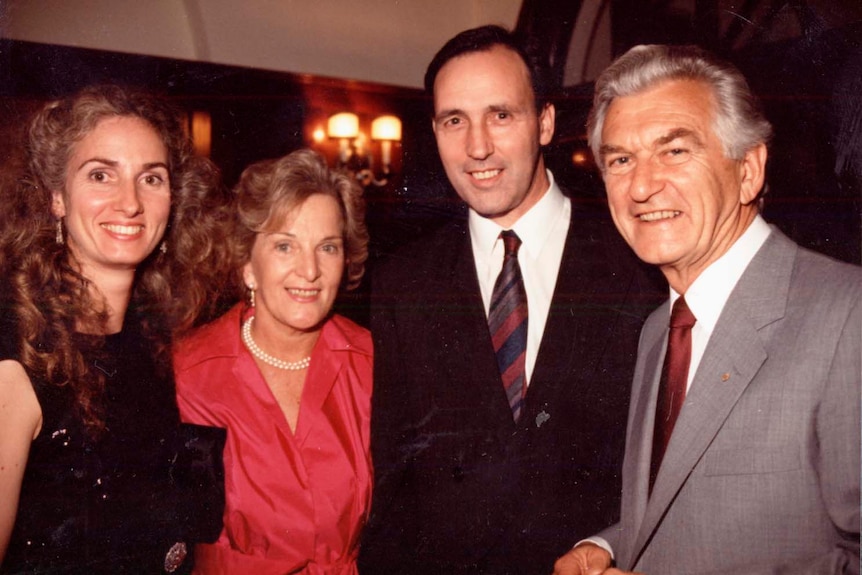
[{"left": 587, "top": 44, "right": 773, "bottom": 166}]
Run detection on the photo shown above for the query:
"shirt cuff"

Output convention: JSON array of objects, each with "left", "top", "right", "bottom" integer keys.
[{"left": 573, "top": 536, "right": 614, "bottom": 561}]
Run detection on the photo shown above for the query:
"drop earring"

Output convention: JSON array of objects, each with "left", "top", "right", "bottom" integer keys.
[
  {"left": 248, "top": 285, "right": 256, "bottom": 308},
  {"left": 55, "top": 219, "right": 64, "bottom": 245},
  {"left": 159, "top": 241, "right": 167, "bottom": 254}
]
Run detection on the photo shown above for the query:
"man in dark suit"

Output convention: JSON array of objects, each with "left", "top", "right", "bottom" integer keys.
[
  {"left": 359, "top": 26, "right": 660, "bottom": 575},
  {"left": 555, "top": 45, "right": 860, "bottom": 574}
]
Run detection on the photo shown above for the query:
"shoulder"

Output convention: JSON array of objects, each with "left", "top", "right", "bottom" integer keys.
[
  {"left": 372, "top": 217, "right": 469, "bottom": 286},
  {"left": 324, "top": 314, "right": 373, "bottom": 357},
  {"left": 566, "top": 196, "right": 637, "bottom": 257},
  {"left": 0, "top": 359, "right": 42, "bottom": 441},
  {"left": 321, "top": 315, "right": 372, "bottom": 395},
  {"left": 789, "top": 247, "right": 862, "bottom": 334},
  {"left": 173, "top": 304, "right": 244, "bottom": 374},
  {"left": 793, "top": 243, "right": 861, "bottom": 297},
  {"left": 759, "top": 230, "right": 862, "bottom": 309}
]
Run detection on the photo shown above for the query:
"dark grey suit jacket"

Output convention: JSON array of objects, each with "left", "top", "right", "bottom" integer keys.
[
  {"left": 605, "top": 228, "right": 861, "bottom": 574},
  {"left": 359, "top": 198, "right": 663, "bottom": 575}
]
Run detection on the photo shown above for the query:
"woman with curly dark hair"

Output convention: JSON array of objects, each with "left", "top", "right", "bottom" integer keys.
[
  {"left": 0, "top": 85, "right": 231, "bottom": 573},
  {"left": 173, "top": 149, "right": 372, "bottom": 574}
]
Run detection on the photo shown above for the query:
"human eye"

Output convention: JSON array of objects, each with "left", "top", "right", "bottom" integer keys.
[
  {"left": 320, "top": 241, "right": 343, "bottom": 255},
  {"left": 661, "top": 147, "right": 690, "bottom": 165},
  {"left": 142, "top": 173, "right": 167, "bottom": 187},
  {"left": 88, "top": 169, "right": 110, "bottom": 183},
  {"left": 605, "top": 155, "right": 632, "bottom": 174},
  {"left": 275, "top": 241, "right": 292, "bottom": 253},
  {"left": 489, "top": 110, "right": 513, "bottom": 125},
  {"left": 440, "top": 115, "right": 464, "bottom": 129}
]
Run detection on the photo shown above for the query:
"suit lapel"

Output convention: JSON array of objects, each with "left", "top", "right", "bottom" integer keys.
[
  {"left": 425, "top": 219, "right": 515, "bottom": 424},
  {"left": 629, "top": 230, "right": 796, "bottom": 565},
  {"left": 525, "top": 206, "right": 635, "bottom": 420},
  {"left": 525, "top": 217, "right": 584, "bottom": 407},
  {"left": 618, "top": 320, "right": 665, "bottom": 566}
]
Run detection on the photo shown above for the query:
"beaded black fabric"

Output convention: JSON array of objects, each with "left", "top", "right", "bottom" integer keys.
[{"left": 1, "top": 311, "right": 225, "bottom": 574}]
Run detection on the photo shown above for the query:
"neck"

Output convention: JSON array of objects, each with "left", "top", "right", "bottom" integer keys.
[
  {"left": 663, "top": 209, "right": 757, "bottom": 294},
  {"left": 87, "top": 271, "right": 135, "bottom": 334},
  {"left": 491, "top": 163, "right": 550, "bottom": 229}
]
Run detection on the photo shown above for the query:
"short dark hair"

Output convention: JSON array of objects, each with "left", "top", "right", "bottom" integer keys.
[{"left": 424, "top": 25, "right": 550, "bottom": 112}]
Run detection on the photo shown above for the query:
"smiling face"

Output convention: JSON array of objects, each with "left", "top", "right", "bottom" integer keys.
[
  {"left": 432, "top": 45, "right": 554, "bottom": 228},
  {"left": 52, "top": 115, "right": 171, "bottom": 281},
  {"left": 599, "top": 79, "right": 766, "bottom": 292},
  {"left": 243, "top": 193, "right": 345, "bottom": 338}
]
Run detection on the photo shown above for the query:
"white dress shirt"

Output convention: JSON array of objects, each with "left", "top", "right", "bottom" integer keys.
[
  {"left": 469, "top": 170, "right": 570, "bottom": 385},
  {"left": 670, "top": 215, "right": 772, "bottom": 389}
]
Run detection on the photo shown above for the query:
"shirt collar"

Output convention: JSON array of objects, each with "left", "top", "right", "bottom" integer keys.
[
  {"left": 671, "top": 214, "right": 772, "bottom": 331},
  {"left": 468, "top": 169, "right": 565, "bottom": 260}
]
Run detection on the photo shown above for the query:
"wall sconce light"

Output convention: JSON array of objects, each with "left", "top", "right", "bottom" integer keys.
[
  {"left": 326, "top": 112, "right": 401, "bottom": 188},
  {"left": 371, "top": 115, "right": 402, "bottom": 173},
  {"left": 327, "top": 112, "right": 360, "bottom": 164}
]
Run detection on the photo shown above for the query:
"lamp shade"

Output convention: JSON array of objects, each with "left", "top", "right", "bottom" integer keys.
[
  {"left": 371, "top": 115, "right": 402, "bottom": 141},
  {"left": 327, "top": 112, "right": 359, "bottom": 139}
]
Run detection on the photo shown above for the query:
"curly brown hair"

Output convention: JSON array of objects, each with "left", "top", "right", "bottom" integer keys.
[
  {"left": 0, "top": 85, "right": 233, "bottom": 434},
  {"left": 230, "top": 149, "right": 369, "bottom": 301}
]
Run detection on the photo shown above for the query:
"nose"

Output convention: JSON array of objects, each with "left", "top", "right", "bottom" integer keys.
[
  {"left": 466, "top": 122, "right": 493, "bottom": 160},
  {"left": 628, "top": 157, "right": 662, "bottom": 202},
  {"left": 115, "top": 179, "right": 143, "bottom": 216},
  {"left": 297, "top": 249, "right": 321, "bottom": 282}
]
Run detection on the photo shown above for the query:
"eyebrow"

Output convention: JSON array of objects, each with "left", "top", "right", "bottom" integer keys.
[
  {"left": 76, "top": 158, "right": 169, "bottom": 171},
  {"left": 434, "top": 103, "right": 516, "bottom": 123},
  {"left": 598, "top": 143, "right": 627, "bottom": 158},
  {"left": 265, "top": 231, "right": 344, "bottom": 242},
  {"left": 599, "top": 128, "right": 703, "bottom": 158},
  {"left": 655, "top": 128, "right": 702, "bottom": 147}
]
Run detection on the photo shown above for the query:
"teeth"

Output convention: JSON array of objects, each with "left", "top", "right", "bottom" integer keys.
[
  {"left": 639, "top": 210, "right": 680, "bottom": 222},
  {"left": 289, "top": 289, "right": 319, "bottom": 297},
  {"left": 471, "top": 169, "right": 501, "bottom": 180},
  {"left": 102, "top": 224, "right": 143, "bottom": 235}
]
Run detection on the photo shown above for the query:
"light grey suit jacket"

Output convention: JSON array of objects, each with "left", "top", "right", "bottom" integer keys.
[{"left": 603, "top": 228, "right": 861, "bottom": 574}]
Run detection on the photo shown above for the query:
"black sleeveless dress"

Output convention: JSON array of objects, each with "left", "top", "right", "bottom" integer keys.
[{"left": 1, "top": 313, "right": 225, "bottom": 574}]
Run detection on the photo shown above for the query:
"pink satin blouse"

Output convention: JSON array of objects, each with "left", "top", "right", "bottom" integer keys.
[{"left": 174, "top": 304, "right": 373, "bottom": 575}]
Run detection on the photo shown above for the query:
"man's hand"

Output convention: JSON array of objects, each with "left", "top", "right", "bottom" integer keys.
[{"left": 552, "top": 542, "right": 613, "bottom": 575}]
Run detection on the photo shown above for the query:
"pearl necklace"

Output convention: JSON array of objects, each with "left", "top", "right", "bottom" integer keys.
[{"left": 241, "top": 316, "right": 311, "bottom": 371}]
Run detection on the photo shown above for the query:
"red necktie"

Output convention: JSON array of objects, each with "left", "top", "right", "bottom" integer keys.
[
  {"left": 489, "top": 231, "right": 528, "bottom": 421},
  {"left": 649, "top": 296, "right": 696, "bottom": 494}
]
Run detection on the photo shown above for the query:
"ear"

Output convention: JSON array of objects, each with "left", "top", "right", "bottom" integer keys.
[
  {"left": 538, "top": 102, "right": 555, "bottom": 146},
  {"left": 430, "top": 116, "right": 438, "bottom": 138},
  {"left": 738, "top": 143, "right": 767, "bottom": 206},
  {"left": 51, "top": 190, "right": 66, "bottom": 218},
  {"left": 242, "top": 261, "right": 256, "bottom": 289}
]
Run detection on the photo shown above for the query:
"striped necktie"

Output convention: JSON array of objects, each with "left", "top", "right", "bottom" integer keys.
[{"left": 489, "top": 230, "right": 528, "bottom": 421}]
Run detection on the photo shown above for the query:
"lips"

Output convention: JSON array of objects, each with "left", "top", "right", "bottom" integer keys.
[
  {"left": 638, "top": 210, "right": 681, "bottom": 222},
  {"left": 288, "top": 288, "right": 320, "bottom": 298},
  {"left": 101, "top": 223, "right": 144, "bottom": 236},
  {"left": 470, "top": 169, "right": 501, "bottom": 181}
]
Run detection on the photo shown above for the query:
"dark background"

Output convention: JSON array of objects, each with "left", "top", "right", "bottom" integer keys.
[{"left": 2, "top": 0, "right": 859, "bottom": 325}]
